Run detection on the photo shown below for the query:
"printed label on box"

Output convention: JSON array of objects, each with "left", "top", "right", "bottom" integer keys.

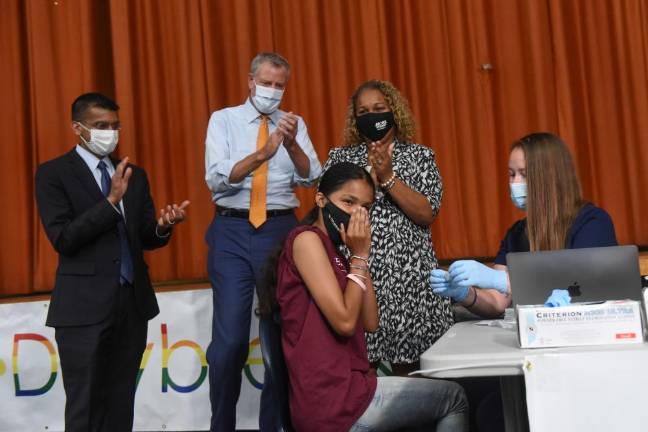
[{"left": 517, "top": 300, "right": 644, "bottom": 348}]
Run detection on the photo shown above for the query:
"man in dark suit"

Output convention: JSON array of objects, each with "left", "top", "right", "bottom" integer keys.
[{"left": 35, "top": 92, "right": 189, "bottom": 432}]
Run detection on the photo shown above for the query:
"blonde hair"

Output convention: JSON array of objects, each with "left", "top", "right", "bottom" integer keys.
[
  {"left": 514, "top": 132, "right": 585, "bottom": 251},
  {"left": 342, "top": 80, "right": 416, "bottom": 146}
]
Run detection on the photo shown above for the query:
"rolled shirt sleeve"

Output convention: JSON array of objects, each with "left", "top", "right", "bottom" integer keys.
[
  {"left": 291, "top": 116, "right": 322, "bottom": 186},
  {"left": 205, "top": 110, "right": 246, "bottom": 194}
]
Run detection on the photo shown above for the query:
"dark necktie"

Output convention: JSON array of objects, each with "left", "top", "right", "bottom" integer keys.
[{"left": 97, "top": 161, "right": 134, "bottom": 285}]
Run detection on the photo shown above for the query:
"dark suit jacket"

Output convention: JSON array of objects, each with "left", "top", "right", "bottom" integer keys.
[{"left": 35, "top": 148, "right": 170, "bottom": 327}]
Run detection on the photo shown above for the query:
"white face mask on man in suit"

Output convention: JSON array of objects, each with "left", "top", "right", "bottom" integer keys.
[{"left": 77, "top": 122, "right": 119, "bottom": 156}]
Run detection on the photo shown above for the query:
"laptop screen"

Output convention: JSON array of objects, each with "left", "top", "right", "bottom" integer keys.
[{"left": 507, "top": 245, "right": 641, "bottom": 306}]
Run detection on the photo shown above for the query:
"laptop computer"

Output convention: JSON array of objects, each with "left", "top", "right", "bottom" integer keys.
[{"left": 507, "top": 245, "right": 642, "bottom": 305}]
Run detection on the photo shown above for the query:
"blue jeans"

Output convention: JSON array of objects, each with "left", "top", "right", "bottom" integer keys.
[
  {"left": 350, "top": 377, "right": 468, "bottom": 432},
  {"left": 205, "top": 213, "right": 297, "bottom": 432}
]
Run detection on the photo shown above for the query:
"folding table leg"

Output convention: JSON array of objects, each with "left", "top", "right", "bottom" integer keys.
[{"left": 500, "top": 375, "right": 529, "bottom": 432}]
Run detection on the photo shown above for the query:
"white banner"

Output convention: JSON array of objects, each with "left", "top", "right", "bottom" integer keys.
[{"left": 0, "top": 287, "right": 264, "bottom": 431}]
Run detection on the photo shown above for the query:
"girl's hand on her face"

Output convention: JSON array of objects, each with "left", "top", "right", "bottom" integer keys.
[{"left": 340, "top": 207, "right": 371, "bottom": 257}]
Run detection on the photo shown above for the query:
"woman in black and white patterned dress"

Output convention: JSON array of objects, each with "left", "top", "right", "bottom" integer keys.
[{"left": 323, "top": 80, "right": 452, "bottom": 375}]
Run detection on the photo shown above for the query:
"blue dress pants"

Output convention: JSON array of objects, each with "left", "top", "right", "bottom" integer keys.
[{"left": 206, "top": 213, "right": 297, "bottom": 432}]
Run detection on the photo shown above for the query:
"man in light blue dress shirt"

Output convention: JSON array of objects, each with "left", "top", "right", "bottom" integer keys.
[{"left": 204, "top": 52, "right": 321, "bottom": 431}]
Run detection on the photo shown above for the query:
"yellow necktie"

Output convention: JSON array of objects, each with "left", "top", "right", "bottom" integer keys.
[{"left": 249, "top": 115, "right": 269, "bottom": 228}]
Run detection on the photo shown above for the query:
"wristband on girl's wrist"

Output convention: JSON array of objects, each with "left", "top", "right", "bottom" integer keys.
[
  {"left": 351, "top": 254, "right": 369, "bottom": 262},
  {"left": 346, "top": 273, "right": 367, "bottom": 291}
]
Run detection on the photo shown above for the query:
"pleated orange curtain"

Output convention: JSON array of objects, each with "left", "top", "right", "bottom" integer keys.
[{"left": 1, "top": 0, "right": 647, "bottom": 296}]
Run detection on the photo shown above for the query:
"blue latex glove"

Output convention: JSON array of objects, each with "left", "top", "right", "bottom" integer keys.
[
  {"left": 430, "top": 269, "right": 469, "bottom": 302},
  {"left": 544, "top": 289, "right": 571, "bottom": 307},
  {"left": 448, "top": 260, "right": 508, "bottom": 294}
]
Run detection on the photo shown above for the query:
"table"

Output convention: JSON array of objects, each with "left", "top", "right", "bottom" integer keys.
[{"left": 417, "top": 321, "right": 648, "bottom": 431}]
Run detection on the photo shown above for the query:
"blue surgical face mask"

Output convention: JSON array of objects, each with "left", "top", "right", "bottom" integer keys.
[{"left": 510, "top": 182, "right": 527, "bottom": 210}]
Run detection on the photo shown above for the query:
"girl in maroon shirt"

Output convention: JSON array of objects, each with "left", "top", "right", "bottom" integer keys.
[{"left": 260, "top": 162, "right": 467, "bottom": 431}]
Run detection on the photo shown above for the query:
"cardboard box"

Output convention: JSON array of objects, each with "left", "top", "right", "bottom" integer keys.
[{"left": 517, "top": 300, "right": 644, "bottom": 348}]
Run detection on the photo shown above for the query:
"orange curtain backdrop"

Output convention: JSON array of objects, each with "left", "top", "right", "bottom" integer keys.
[
  {"left": 548, "top": 0, "right": 648, "bottom": 246},
  {"left": 1, "top": 0, "right": 647, "bottom": 296}
]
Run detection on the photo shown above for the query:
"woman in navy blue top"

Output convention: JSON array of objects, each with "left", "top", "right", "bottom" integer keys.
[
  {"left": 431, "top": 132, "right": 617, "bottom": 317},
  {"left": 494, "top": 203, "right": 617, "bottom": 265}
]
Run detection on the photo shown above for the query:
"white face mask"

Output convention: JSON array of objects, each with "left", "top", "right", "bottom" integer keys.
[
  {"left": 251, "top": 83, "right": 284, "bottom": 114},
  {"left": 510, "top": 182, "right": 527, "bottom": 210},
  {"left": 77, "top": 123, "right": 119, "bottom": 156}
]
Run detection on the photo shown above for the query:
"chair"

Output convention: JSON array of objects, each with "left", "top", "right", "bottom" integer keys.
[{"left": 259, "top": 311, "right": 294, "bottom": 432}]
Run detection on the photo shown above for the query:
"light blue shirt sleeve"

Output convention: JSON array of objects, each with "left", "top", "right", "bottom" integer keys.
[
  {"left": 291, "top": 116, "right": 322, "bottom": 186},
  {"left": 204, "top": 109, "right": 246, "bottom": 194}
]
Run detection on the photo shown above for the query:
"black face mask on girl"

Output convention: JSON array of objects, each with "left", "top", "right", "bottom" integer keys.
[
  {"left": 322, "top": 199, "right": 351, "bottom": 246},
  {"left": 355, "top": 111, "right": 395, "bottom": 142}
]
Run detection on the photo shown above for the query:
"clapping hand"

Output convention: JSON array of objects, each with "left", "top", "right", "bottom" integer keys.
[
  {"left": 107, "top": 157, "right": 133, "bottom": 205},
  {"left": 261, "top": 130, "right": 284, "bottom": 160},
  {"left": 261, "top": 113, "right": 300, "bottom": 159},
  {"left": 157, "top": 200, "right": 190, "bottom": 232},
  {"left": 367, "top": 141, "right": 395, "bottom": 183},
  {"left": 277, "top": 112, "right": 299, "bottom": 146}
]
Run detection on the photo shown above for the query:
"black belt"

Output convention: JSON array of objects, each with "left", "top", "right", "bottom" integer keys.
[{"left": 216, "top": 206, "right": 294, "bottom": 219}]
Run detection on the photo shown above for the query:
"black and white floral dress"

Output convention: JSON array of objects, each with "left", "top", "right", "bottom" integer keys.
[{"left": 324, "top": 141, "right": 453, "bottom": 363}]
